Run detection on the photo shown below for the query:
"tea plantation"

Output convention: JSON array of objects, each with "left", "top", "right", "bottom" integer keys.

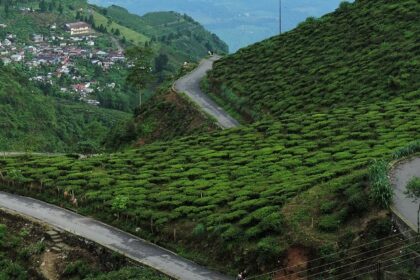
[
  {"left": 208, "top": 0, "right": 420, "bottom": 121},
  {"left": 1, "top": 95, "right": 419, "bottom": 272},
  {"left": 0, "top": 0, "right": 419, "bottom": 275}
]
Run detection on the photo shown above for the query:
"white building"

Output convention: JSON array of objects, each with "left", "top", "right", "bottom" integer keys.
[{"left": 65, "top": 22, "right": 91, "bottom": 36}]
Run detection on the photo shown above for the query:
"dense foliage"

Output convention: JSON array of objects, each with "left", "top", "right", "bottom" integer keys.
[
  {"left": 0, "top": 94, "right": 419, "bottom": 272},
  {"left": 89, "top": 4, "right": 228, "bottom": 77},
  {"left": 406, "top": 177, "right": 420, "bottom": 200},
  {"left": 0, "top": 66, "right": 130, "bottom": 152},
  {"left": 369, "top": 141, "right": 420, "bottom": 207},
  {"left": 0, "top": 0, "right": 419, "bottom": 275},
  {"left": 103, "top": 6, "right": 228, "bottom": 56},
  {"left": 208, "top": 0, "right": 420, "bottom": 122},
  {"left": 105, "top": 87, "right": 217, "bottom": 149}
]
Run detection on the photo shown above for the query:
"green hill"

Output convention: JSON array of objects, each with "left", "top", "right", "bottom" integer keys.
[
  {"left": 0, "top": 66, "right": 130, "bottom": 153},
  {"left": 0, "top": 0, "right": 227, "bottom": 152},
  {"left": 208, "top": 0, "right": 419, "bottom": 121},
  {"left": 99, "top": 5, "right": 228, "bottom": 68},
  {"left": 105, "top": 87, "right": 217, "bottom": 150},
  {"left": 0, "top": 0, "right": 419, "bottom": 276}
]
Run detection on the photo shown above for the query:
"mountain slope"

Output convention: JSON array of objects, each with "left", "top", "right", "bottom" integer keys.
[
  {"left": 208, "top": 0, "right": 420, "bottom": 121},
  {"left": 0, "top": 66, "right": 129, "bottom": 152},
  {"left": 97, "top": 5, "right": 228, "bottom": 67},
  {"left": 1, "top": 0, "right": 419, "bottom": 276}
]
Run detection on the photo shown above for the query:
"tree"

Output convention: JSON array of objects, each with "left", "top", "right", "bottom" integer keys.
[
  {"left": 154, "top": 53, "right": 169, "bottom": 73},
  {"left": 406, "top": 177, "right": 420, "bottom": 199},
  {"left": 125, "top": 46, "right": 154, "bottom": 108},
  {"left": 405, "top": 177, "right": 420, "bottom": 234},
  {"left": 58, "top": 3, "right": 63, "bottom": 14},
  {"left": 39, "top": 0, "right": 47, "bottom": 12}
]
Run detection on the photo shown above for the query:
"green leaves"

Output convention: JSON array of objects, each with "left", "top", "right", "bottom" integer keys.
[
  {"left": 112, "top": 195, "right": 130, "bottom": 212},
  {"left": 369, "top": 160, "right": 393, "bottom": 209},
  {"left": 405, "top": 177, "right": 420, "bottom": 201}
]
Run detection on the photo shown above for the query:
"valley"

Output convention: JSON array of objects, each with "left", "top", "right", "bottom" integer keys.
[{"left": 0, "top": 0, "right": 419, "bottom": 279}]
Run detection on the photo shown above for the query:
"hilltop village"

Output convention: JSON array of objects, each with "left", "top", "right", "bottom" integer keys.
[{"left": 0, "top": 20, "right": 126, "bottom": 106}]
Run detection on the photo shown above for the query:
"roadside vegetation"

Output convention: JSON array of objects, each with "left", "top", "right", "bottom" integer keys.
[
  {"left": 406, "top": 177, "right": 420, "bottom": 200},
  {"left": 369, "top": 141, "right": 420, "bottom": 208},
  {"left": 0, "top": 97, "right": 418, "bottom": 272},
  {"left": 0, "top": 0, "right": 419, "bottom": 276},
  {"left": 0, "top": 211, "right": 168, "bottom": 280}
]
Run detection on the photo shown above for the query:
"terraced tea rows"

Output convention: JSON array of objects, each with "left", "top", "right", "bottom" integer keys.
[
  {"left": 1, "top": 96, "right": 418, "bottom": 271},
  {"left": 208, "top": 0, "right": 420, "bottom": 121}
]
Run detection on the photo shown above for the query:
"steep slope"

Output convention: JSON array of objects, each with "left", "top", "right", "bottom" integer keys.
[
  {"left": 1, "top": 0, "right": 419, "bottom": 276},
  {"left": 1, "top": 97, "right": 419, "bottom": 273},
  {"left": 0, "top": 66, "right": 129, "bottom": 152},
  {"left": 0, "top": 0, "right": 225, "bottom": 152},
  {"left": 96, "top": 5, "right": 228, "bottom": 68},
  {"left": 0, "top": 211, "right": 167, "bottom": 279},
  {"left": 105, "top": 88, "right": 217, "bottom": 150},
  {"left": 208, "top": 0, "right": 420, "bottom": 121}
]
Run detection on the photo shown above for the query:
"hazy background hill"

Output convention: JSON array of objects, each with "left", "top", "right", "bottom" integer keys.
[{"left": 89, "top": 0, "right": 354, "bottom": 51}]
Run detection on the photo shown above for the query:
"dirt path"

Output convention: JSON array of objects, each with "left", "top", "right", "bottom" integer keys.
[{"left": 40, "top": 251, "right": 60, "bottom": 280}]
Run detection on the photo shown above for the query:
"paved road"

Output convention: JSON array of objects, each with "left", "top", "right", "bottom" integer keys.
[
  {"left": 173, "top": 56, "right": 240, "bottom": 129},
  {"left": 0, "top": 192, "right": 232, "bottom": 280},
  {"left": 390, "top": 157, "right": 420, "bottom": 233}
]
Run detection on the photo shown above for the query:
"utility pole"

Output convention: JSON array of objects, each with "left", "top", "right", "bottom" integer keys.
[{"left": 279, "top": 0, "right": 282, "bottom": 34}]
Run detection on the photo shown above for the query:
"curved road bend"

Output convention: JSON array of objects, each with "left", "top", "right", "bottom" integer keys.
[
  {"left": 0, "top": 192, "right": 232, "bottom": 280},
  {"left": 390, "top": 157, "right": 420, "bottom": 233},
  {"left": 173, "top": 56, "right": 240, "bottom": 129}
]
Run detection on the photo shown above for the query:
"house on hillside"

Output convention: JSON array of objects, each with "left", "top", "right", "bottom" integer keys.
[{"left": 65, "top": 22, "right": 91, "bottom": 36}]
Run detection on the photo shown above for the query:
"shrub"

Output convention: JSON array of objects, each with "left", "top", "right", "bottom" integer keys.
[
  {"left": 318, "top": 214, "right": 342, "bottom": 232},
  {"left": 368, "top": 160, "right": 393, "bottom": 208},
  {"left": 405, "top": 177, "right": 420, "bottom": 201}
]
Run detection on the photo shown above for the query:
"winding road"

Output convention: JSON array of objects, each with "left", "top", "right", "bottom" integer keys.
[
  {"left": 0, "top": 192, "right": 232, "bottom": 280},
  {"left": 0, "top": 56, "right": 241, "bottom": 279},
  {"left": 173, "top": 56, "right": 240, "bottom": 129},
  {"left": 390, "top": 157, "right": 420, "bottom": 233}
]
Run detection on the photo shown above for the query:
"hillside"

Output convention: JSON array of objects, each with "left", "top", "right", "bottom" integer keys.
[
  {"left": 208, "top": 0, "right": 420, "bottom": 121},
  {"left": 1, "top": 96, "right": 419, "bottom": 272},
  {"left": 0, "top": 210, "right": 167, "bottom": 279},
  {"left": 90, "top": 5, "right": 228, "bottom": 70},
  {"left": 0, "top": 0, "right": 226, "bottom": 152},
  {"left": 0, "top": 66, "right": 129, "bottom": 152},
  {"left": 0, "top": 0, "right": 419, "bottom": 277},
  {"left": 105, "top": 87, "right": 217, "bottom": 150}
]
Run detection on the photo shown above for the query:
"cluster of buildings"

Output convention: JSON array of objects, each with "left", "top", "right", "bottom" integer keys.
[{"left": 0, "top": 21, "right": 127, "bottom": 106}]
